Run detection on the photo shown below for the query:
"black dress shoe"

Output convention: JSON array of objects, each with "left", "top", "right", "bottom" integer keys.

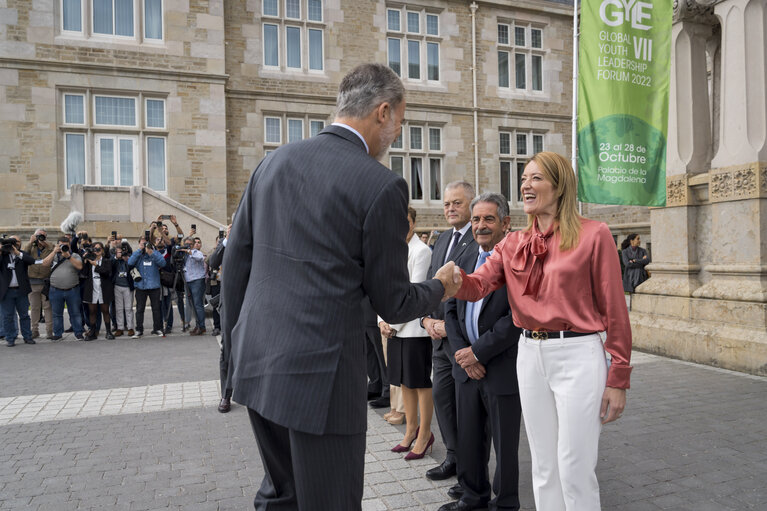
[
  {"left": 218, "top": 398, "right": 231, "bottom": 413},
  {"left": 367, "top": 391, "right": 380, "bottom": 401},
  {"left": 426, "top": 459, "right": 457, "bottom": 480},
  {"left": 437, "top": 500, "right": 487, "bottom": 511},
  {"left": 369, "top": 396, "right": 390, "bottom": 408},
  {"left": 447, "top": 484, "right": 464, "bottom": 500}
]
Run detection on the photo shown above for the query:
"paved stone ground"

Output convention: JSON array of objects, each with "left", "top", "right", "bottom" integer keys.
[{"left": 1, "top": 325, "right": 766, "bottom": 510}]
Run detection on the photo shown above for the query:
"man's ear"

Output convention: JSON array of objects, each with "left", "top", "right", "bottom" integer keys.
[{"left": 376, "top": 102, "right": 391, "bottom": 124}]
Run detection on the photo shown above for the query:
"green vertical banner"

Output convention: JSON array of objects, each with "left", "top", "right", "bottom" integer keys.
[{"left": 577, "top": 0, "right": 672, "bottom": 206}]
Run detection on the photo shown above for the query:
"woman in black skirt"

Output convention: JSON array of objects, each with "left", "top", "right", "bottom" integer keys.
[
  {"left": 81, "top": 241, "right": 115, "bottom": 340},
  {"left": 379, "top": 207, "right": 435, "bottom": 459}
]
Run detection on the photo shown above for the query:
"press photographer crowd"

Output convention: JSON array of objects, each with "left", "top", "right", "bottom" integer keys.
[{"left": 0, "top": 212, "right": 228, "bottom": 347}]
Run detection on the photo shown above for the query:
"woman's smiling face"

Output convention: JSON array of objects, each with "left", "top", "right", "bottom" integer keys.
[{"left": 520, "top": 160, "right": 558, "bottom": 219}]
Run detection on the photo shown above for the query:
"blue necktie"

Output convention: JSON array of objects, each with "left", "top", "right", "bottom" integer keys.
[
  {"left": 465, "top": 251, "right": 491, "bottom": 344},
  {"left": 444, "top": 231, "right": 462, "bottom": 264}
]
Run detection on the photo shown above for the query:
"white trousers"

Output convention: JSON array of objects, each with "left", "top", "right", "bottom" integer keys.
[{"left": 517, "top": 333, "right": 607, "bottom": 511}]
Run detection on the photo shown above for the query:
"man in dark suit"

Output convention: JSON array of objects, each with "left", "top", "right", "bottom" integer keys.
[
  {"left": 207, "top": 226, "right": 231, "bottom": 413},
  {"left": 364, "top": 296, "right": 390, "bottom": 407},
  {"left": 222, "top": 63, "right": 462, "bottom": 511},
  {"left": 441, "top": 193, "right": 522, "bottom": 511},
  {"left": 421, "top": 181, "right": 475, "bottom": 490},
  {"left": 1, "top": 236, "right": 37, "bottom": 346}
]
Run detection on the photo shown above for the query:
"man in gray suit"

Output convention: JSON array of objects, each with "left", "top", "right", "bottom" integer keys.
[{"left": 222, "top": 63, "right": 462, "bottom": 510}]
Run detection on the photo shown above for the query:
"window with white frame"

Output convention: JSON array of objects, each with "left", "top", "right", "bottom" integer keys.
[
  {"left": 498, "top": 21, "right": 544, "bottom": 92},
  {"left": 387, "top": 5, "right": 441, "bottom": 83},
  {"left": 262, "top": 0, "right": 324, "bottom": 72},
  {"left": 499, "top": 130, "right": 544, "bottom": 204},
  {"left": 263, "top": 113, "right": 327, "bottom": 154},
  {"left": 389, "top": 123, "right": 443, "bottom": 202},
  {"left": 60, "top": 90, "right": 168, "bottom": 191},
  {"left": 61, "top": 0, "right": 163, "bottom": 42}
]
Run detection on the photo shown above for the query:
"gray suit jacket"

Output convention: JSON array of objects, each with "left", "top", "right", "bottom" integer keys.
[{"left": 222, "top": 125, "right": 444, "bottom": 436}]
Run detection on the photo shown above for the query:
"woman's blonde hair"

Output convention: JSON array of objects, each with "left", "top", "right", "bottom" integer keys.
[{"left": 524, "top": 151, "right": 582, "bottom": 251}]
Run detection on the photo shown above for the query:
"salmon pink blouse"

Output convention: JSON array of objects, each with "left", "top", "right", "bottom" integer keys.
[{"left": 455, "top": 217, "right": 632, "bottom": 389}]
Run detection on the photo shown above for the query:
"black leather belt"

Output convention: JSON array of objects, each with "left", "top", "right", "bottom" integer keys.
[{"left": 522, "top": 329, "right": 597, "bottom": 340}]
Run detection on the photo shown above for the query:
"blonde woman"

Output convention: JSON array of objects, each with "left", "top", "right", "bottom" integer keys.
[{"left": 454, "top": 152, "right": 632, "bottom": 510}]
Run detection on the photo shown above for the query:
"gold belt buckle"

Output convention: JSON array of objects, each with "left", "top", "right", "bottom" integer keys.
[{"left": 531, "top": 330, "right": 548, "bottom": 341}]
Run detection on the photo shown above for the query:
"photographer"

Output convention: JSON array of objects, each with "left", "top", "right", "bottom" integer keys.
[
  {"left": 180, "top": 236, "right": 206, "bottom": 335},
  {"left": 1, "top": 236, "right": 36, "bottom": 346},
  {"left": 81, "top": 242, "right": 115, "bottom": 341},
  {"left": 206, "top": 229, "right": 227, "bottom": 337},
  {"left": 152, "top": 215, "right": 184, "bottom": 247},
  {"left": 23, "top": 229, "right": 53, "bottom": 339},
  {"left": 127, "top": 235, "right": 166, "bottom": 338},
  {"left": 41, "top": 237, "right": 85, "bottom": 341},
  {"left": 159, "top": 236, "right": 186, "bottom": 334},
  {"left": 112, "top": 240, "right": 135, "bottom": 337},
  {"left": 76, "top": 232, "right": 98, "bottom": 332}
]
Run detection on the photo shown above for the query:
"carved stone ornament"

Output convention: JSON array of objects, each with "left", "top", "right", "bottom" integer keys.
[
  {"left": 709, "top": 162, "right": 767, "bottom": 203},
  {"left": 673, "top": 0, "right": 720, "bottom": 24},
  {"left": 666, "top": 174, "right": 689, "bottom": 206}
]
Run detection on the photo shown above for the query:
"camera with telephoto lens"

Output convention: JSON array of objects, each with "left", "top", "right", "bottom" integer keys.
[
  {"left": 36, "top": 234, "right": 46, "bottom": 243},
  {"left": 82, "top": 247, "right": 97, "bottom": 261},
  {"left": 0, "top": 235, "right": 15, "bottom": 254},
  {"left": 60, "top": 244, "right": 70, "bottom": 253}
]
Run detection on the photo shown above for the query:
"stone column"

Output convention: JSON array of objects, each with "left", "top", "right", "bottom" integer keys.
[{"left": 693, "top": 0, "right": 767, "bottom": 302}]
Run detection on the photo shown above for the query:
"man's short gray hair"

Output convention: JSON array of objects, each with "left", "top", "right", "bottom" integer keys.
[
  {"left": 444, "top": 181, "right": 475, "bottom": 201},
  {"left": 336, "top": 64, "right": 405, "bottom": 119},
  {"left": 34, "top": 227, "right": 46, "bottom": 235},
  {"left": 471, "top": 192, "right": 510, "bottom": 220}
]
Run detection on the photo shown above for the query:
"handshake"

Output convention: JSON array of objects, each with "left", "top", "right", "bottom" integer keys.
[{"left": 433, "top": 261, "right": 463, "bottom": 302}]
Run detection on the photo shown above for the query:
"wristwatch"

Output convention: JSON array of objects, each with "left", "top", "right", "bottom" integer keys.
[{"left": 419, "top": 316, "right": 429, "bottom": 329}]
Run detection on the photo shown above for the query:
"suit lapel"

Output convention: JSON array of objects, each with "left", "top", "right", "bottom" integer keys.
[{"left": 450, "top": 229, "right": 474, "bottom": 263}]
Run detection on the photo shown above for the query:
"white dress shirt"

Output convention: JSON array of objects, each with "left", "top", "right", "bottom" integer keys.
[{"left": 379, "top": 236, "right": 432, "bottom": 338}]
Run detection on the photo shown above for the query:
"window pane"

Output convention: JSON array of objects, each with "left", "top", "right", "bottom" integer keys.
[
  {"left": 265, "top": 118, "right": 281, "bottom": 143},
  {"left": 264, "top": 0, "right": 278, "bottom": 16},
  {"left": 286, "top": 26, "right": 301, "bottom": 68},
  {"left": 66, "top": 133, "right": 85, "bottom": 188},
  {"left": 500, "top": 161, "right": 511, "bottom": 202},
  {"left": 517, "top": 133, "right": 527, "bottom": 155},
  {"left": 391, "top": 130, "right": 403, "bottom": 149},
  {"left": 95, "top": 96, "right": 136, "bottom": 126},
  {"left": 407, "top": 12, "right": 419, "bottom": 33},
  {"left": 119, "top": 139, "right": 134, "bottom": 186},
  {"left": 515, "top": 53, "right": 526, "bottom": 89},
  {"left": 387, "top": 9, "right": 400, "bottom": 31},
  {"left": 497, "top": 24, "right": 508, "bottom": 45},
  {"left": 516, "top": 162, "right": 525, "bottom": 201},
  {"left": 93, "top": 0, "right": 113, "bottom": 34},
  {"left": 147, "top": 137, "right": 166, "bottom": 191},
  {"left": 499, "top": 132, "right": 510, "bottom": 154},
  {"left": 407, "top": 40, "right": 420, "bottom": 79},
  {"left": 308, "top": 0, "right": 322, "bottom": 21},
  {"left": 64, "top": 95, "right": 84, "bottom": 124},
  {"left": 100, "top": 138, "right": 115, "bottom": 185},
  {"left": 426, "top": 14, "right": 438, "bottom": 35},
  {"left": 427, "top": 42, "right": 439, "bottom": 81},
  {"left": 285, "top": 0, "right": 300, "bottom": 18},
  {"left": 310, "top": 120, "right": 324, "bottom": 137},
  {"left": 410, "top": 127, "right": 422, "bottom": 150},
  {"left": 532, "top": 55, "right": 542, "bottom": 91},
  {"left": 429, "top": 128, "right": 441, "bottom": 151},
  {"left": 264, "top": 24, "right": 278, "bottom": 66},
  {"left": 288, "top": 119, "right": 303, "bottom": 143},
  {"left": 145, "top": 0, "right": 162, "bottom": 39},
  {"left": 533, "top": 134, "right": 544, "bottom": 154},
  {"left": 430, "top": 159, "right": 441, "bottom": 200},
  {"left": 63, "top": 0, "right": 82, "bottom": 31},
  {"left": 308, "top": 29, "right": 323, "bottom": 70},
  {"left": 515, "top": 26, "right": 525, "bottom": 46},
  {"left": 388, "top": 38, "right": 401, "bottom": 76},
  {"left": 115, "top": 0, "right": 134, "bottom": 37},
  {"left": 531, "top": 28, "right": 542, "bottom": 48},
  {"left": 146, "top": 99, "right": 164, "bottom": 128},
  {"left": 390, "top": 156, "right": 403, "bottom": 177},
  {"left": 410, "top": 158, "right": 423, "bottom": 200},
  {"left": 498, "top": 51, "right": 509, "bottom": 88}
]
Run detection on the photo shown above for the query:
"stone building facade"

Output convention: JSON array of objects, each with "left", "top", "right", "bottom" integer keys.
[{"left": 0, "top": 0, "right": 649, "bottom": 244}]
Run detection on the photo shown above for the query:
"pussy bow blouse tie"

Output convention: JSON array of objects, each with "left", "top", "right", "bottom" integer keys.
[{"left": 515, "top": 225, "right": 554, "bottom": 299}]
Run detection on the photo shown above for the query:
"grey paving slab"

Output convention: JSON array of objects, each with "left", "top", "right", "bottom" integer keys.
[{"left": 2, "top": 336, "right": 767, "bottom": 510}]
